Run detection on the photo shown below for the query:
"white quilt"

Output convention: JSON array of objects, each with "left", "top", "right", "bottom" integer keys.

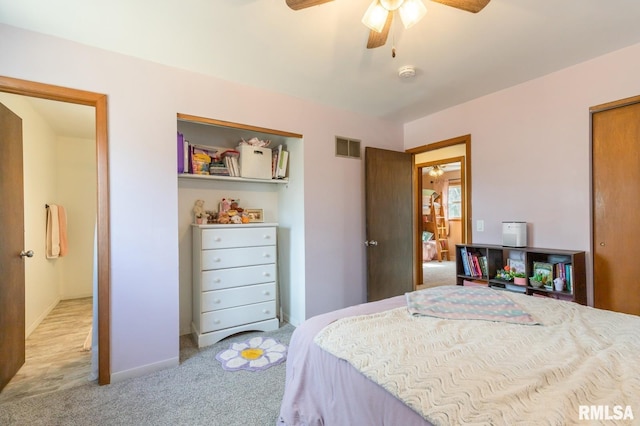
[{"left": 314, "top": 289, "right": 640, "bottom": 425}]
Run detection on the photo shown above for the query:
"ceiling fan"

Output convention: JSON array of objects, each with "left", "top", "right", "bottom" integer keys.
[{"left": 286, "top": 0, "right": 490, "bottom": 49}]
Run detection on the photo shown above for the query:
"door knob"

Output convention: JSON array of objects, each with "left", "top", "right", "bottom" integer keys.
[
  {"left": 599, "top": 242, "right": 605, "bottom": 246},
  {"left": 20, "top": 250, "right": 34, "bottom": 258},
  {"left": 364, "top": 240, "right": 378, "bottom": 247}
]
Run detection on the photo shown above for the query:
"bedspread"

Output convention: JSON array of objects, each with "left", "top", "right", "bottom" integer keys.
[
  {"left": 278, "top": 297, "right": 430, "bottom": 426},
  {"left": 315, "top": 287, "right": 640, "bottom": 425}
]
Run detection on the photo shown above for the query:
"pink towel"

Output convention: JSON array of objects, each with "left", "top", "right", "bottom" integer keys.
[
  {"left": 58, "top": 205, "right": 68, "bottom": 257},
  {"left": 46, "top": 204, "right": 69, "bottom": 258},
  {"left": 46, "top": 204, "right": 60, "bottom": 258}
]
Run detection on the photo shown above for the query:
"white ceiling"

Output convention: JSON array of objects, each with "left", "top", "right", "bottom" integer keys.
[{"left": 2, "top": 0, "right": 640, "bottom": 124}]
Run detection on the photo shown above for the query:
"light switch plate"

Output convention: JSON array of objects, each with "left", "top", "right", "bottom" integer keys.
[{"left": 477, "top": 220, "right": 484, "bottom": 232}]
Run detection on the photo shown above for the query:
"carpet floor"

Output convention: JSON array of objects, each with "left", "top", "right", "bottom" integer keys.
[
  {"left": 0, "top": 324, "right": 295, "bottom": 426},
  {"left": 419, "top": 260, "right": 457, "bottom": 289}
]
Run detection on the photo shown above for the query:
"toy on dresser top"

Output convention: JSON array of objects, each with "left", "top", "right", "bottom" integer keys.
[
  {"left": 217, "top": 198, "right": 250, "bottom": 224},
  {"left": 192, "top": 198, "right": 263, "bottom": 224}
]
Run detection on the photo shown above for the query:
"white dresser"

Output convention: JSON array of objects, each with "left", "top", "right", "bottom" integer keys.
[{"left": 192, "top": 223, "right": 279, "bottom": 348}]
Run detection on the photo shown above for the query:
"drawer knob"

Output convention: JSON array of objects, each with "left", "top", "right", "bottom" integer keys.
[
  {"left": 262, "top": 291, "right": 270, "bottom": 296},
  {"left": 214, "top": 299, "right": 221, "bottom": 304},
  {"left": 263, "top": 309, "right": 270, "bottom": 314},
  {"left": 215, "top": 237, "right": 221, "bottom": 242},
  {"left": 214, "top": 319, "right": 220, "bottom": 324},
  {"left": 214, "top": 278, "right": 221, "bottom": 283},
  {"left": 263, "top": 235, "right": 270, "bottom": 239},
  {"left": 214, "top": 258, "right": 221, "bottom": 262},
  {"left": 263, "top": 272, "right": 270, "bottom": 277},
  {"left": 262, "top": 253, "right": 270, "bottom": 258}
]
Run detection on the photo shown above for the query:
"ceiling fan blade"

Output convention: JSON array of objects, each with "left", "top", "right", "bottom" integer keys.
[
  {"left": 286, "top": 0, "right": 334, "bottom": 10},
  {"left": 366, "top": 13, "right": 393, "bottom": 49},
  {"left": 430, "top": 0, "right": 490, "bottom": 13}
]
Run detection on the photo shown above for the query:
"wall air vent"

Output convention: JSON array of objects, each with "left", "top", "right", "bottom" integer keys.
[{"left": 335, "top": 136, "right": 361, "bottom": 159}]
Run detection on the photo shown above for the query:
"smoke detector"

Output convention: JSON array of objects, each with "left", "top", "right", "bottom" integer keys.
[{"left": 398, "top": 65, "right": 416, "bottom": 79}]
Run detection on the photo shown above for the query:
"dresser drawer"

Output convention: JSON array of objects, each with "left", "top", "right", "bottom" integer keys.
[
  {"left": 201, "top": 301, "right": 276, "bottom": 333},
  {"left": 201, "top": 282, "right": 275, "bottom": 312},
  {"left": 201, "top": 227, "right": 276, "bottom": 250},
  {"left": 202, "top": 246, "right": 276, "bottom": 270},
  {"left": 202, "top": 264, "right": 276, "bottom": 291}
]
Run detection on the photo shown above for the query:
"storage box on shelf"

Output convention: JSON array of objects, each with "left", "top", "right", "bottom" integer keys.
[
  {"left": 455, "top": 244, "right": 586, "bottom": 305},
  {"left": 192, "top": 223, "right": 279, "bottom": 348},
  {"left": 237, "top": 144, "right": 272, "bottom": 179}
]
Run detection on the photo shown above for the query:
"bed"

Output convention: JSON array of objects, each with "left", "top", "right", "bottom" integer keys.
[
  {"left": 277, "top": 286, "right": 640, "bottom": 425},
  {"left": 423, "top": 240, "right": 437, "bottom": 262}
]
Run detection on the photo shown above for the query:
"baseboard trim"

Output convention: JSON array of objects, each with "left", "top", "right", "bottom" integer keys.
[
  {"left": 26, "top": 297, "right": 60, "bottom": 338},
  {"left": 110, "top": 356, "right": 179, "bottom": 384}
]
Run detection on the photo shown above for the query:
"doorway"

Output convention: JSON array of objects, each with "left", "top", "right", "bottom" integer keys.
[
  {"left": 0, "top": 76, "right": 111, "bottom": 386},
  {"left": 417, "top": 157, "right": 464, "bottom": 288},
  {"left": 0, "top": 93, "right": 96, "bottom": 399},
  {"left": 407, "top": 135, "right": 472, "bottom": 289}
]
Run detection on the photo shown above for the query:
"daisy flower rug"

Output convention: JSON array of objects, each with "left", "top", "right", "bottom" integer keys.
[{"left": 215, "top": 336, "right": 287, "bottom": 372}]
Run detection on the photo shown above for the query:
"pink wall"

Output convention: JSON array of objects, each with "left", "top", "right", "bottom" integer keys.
[
  {"left": 405, "top": 42, "right": 640, "bottom": 303},
  {"left": 0, "top": 23, "right": 403, "bottom": 381}
]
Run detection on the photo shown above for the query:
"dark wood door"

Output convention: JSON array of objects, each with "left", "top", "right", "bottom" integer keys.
[
  {"left": 365, "top": 147, "right": 414, "bottom": 302},
  {"left": 592, "top": 97, "right": 640, "bottom": 315},
  {"left": 0, "top": 101, "right": 25, "bottom": 391}
]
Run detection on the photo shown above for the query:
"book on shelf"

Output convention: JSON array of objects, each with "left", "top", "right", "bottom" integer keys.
[
  {"left": 209, "top": 164, "right": 230, "bottom": 176},
  {"left": 276, "top": 150, "right": 289, "bottom": 178},
  {"left": 191, "top": 145, "right": 214, "bottom": 175},
  {"left": 459, "top": 247, "right": 471, "bottom": 276},
  {"left": 507, "top": 258, "right": 525, "bottom": 275},
  {"left": 532, "top": 261, "right": 554, "bottom": 284},
  {"left": 272, "top": 144, "right": 289, "bottom": 179},
  {"left": 222, "top": 149, "right": 240, "bottom": 177},
  {"left": 178, "top": 141, "right": 246, "bottom": 177},
  {"left": 177, "top": 132, "right": 185, "bottom": 173},
  {"left": 459, "top": 248, "right": 486, "bottom": 278}
]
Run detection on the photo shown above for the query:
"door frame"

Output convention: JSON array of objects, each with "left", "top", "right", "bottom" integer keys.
[
  {"left": 0, "top": 75, "right": 111, "bottom": 385},
  {"left": 415, "top": 156, "right": 465, "bottom": 283},
  {"left": 407, "top": 134, "right": 472, "bottom": 288}
]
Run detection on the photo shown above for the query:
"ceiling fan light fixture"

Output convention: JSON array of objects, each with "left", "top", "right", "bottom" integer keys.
[
  {"left": 362, "top": 0, "right": 389, "bottom": 33},
  {"left": 428, "top": 165, "right": 445, "bottom": 177},
  {"left": 380, "top": 0, "right": 404, "bottom": 10},
  {"left": 398, "top": 0, "right": 427, "bottom": 29}
]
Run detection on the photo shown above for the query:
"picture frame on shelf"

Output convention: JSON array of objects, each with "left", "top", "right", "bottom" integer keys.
[
  {"left": 507, "top": 258, "right": 525, "bottom": 275},
  {"left": 246, "top": 209, "right": 264, "bottom": 223},
  {"left": 532, "top": 261, "right": 554, "bottom": 285}
]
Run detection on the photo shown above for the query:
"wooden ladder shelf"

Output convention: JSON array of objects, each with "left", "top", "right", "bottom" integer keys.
[{"left": 430, "top": 194, "right": 449, "bottom": 262}]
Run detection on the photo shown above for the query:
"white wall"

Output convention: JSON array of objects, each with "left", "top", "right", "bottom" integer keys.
[
  {"left": 405, "top": 42, "right": 640, "bottom": 305},
  {"left": 0, "top": 23, "right": 404, "bottom": 381},
  {"left": 56, "top": 136, "right": 96, "bottom": 299},
  {"left": 0, "top": 93, "right": 62, "bottom": 336}
]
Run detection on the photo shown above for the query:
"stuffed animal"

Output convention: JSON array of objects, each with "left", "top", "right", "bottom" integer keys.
[
  {"left": 217, "top": 212, "right": 230, "bottom": 224},
  {"left": 193, "top": 199, "right": 207, "bottom": 221},
  {"left": 219, "top": 198, "right": 231, "bottom": 213}
]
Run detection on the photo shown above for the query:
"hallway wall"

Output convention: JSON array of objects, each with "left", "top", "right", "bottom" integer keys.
[{"left": 56, "top": 136, "right": 96, "bottom": 299}]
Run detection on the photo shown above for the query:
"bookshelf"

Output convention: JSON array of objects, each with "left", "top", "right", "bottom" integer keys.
[
  {"left": 455, "top": 244, "right": 586, "bottom": 305},
  {"left": 177, "top": 113, "right": 293, "bottom": 183},
  {"left": 178, "top": 173, "right": 288, "bottom": 185},
  {"left": 176, "top": 113, "right": 303, "bottom": 337}
]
